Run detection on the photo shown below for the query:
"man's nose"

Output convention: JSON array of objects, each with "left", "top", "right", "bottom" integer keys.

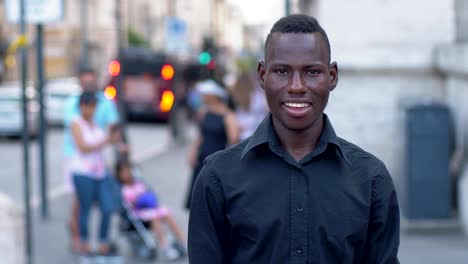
[{"left": 288, "top": 72, "right": 306, "bottom": 94}]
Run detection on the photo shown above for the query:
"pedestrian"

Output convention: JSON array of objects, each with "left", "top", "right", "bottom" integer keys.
[
  {"left": 231, "top": 71, "right": 269, "bottom": 140},
  {"left": 115, "top": 160, "right": 187, "bottom": 260},
  {"left": 188, "top": 14, "right": 400, "bottom": 263},
  {"left": 63, "top": 67, "right": 120, "bottom": 252},
  {"left": 185, "top": 79, "right": 239, "bottom": 210},
  {"left": 70, "top": 91, "right": 120, "bottom": 256}
]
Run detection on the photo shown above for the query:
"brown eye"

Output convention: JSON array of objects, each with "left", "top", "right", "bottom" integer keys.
[
  {"left": 274, "top": 69, "right": 288, "bottom": 75},
  {"left": 306, "top": 69, "right": 320, "bottom": 76}
]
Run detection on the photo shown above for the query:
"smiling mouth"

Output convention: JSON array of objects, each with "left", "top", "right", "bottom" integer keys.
[
  {"left": 283, "top": 102, "right": 311, "bottom": 108},
  {"left": 282, "top": 102, "right": 312, "bottom": 118}
]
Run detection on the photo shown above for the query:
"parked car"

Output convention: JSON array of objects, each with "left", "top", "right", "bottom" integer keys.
[
  {"left": 0, "top": 86, "right": 39, "bottom": 138},
  {"left": 105, "top": 48, "right": 178, "bottom": 121},
  {"left": 45, "top": 77, "right": 81, "bottom": 126}
]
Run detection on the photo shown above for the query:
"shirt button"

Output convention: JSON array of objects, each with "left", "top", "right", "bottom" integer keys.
[
  {"left": 297, "top": 248, "right": 303, "bottom": 254},
  {"left": 297, "top": 207, "right": 303, "bottom": 212}
]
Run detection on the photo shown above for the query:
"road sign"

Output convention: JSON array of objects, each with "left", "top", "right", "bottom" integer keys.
[
  {"left": 164, "top": 16, "right": 189, "bottom": 56},
  {"left": 6, "top": 0, "right": 64, "bottom": 24}
]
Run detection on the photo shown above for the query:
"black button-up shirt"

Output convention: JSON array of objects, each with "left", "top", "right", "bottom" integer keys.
[{"left": 189, "top": 114, "right": 400, "bottom": 264}]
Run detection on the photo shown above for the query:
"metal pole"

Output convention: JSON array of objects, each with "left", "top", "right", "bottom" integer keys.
[
  {"left": 36, "top": 24, "right": 48, "bottom": 219},
  {"left": 115, "top": 0, "right": 127, "bottom": 137},
  {"left": 80, "top": 0, "right": 88, "bottom": 68},
  {"left": 19, "top": 0, "right": 33, "bottom": 263},
  {"left": 285, "top": 0, "right": 291, "bottom": 16}
]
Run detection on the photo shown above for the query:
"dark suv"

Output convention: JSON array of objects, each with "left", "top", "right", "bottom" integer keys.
[{"left": 105, "top": 48, "right": 178, "bottom": 121}]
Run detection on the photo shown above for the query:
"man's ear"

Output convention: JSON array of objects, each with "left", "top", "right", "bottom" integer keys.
[
  {"left": 329, "top": 61, "right": 339, "bottom": 91},
  {"left": 257, "top": 60, "right": 266, "bottom": 90}
]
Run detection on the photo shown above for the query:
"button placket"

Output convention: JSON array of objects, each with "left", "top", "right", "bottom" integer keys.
[{"left": 296, "top": 169, "right": 308, "bottom": 261}]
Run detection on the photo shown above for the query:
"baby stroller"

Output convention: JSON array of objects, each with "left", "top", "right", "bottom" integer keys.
[
  {"left": 119, "top": 199, "right": 158, "bottom": 261},
  {"left": 117, "top": 167, "right": 158, "bottom": 261},
  {"left": 117, "top": 167, "right": 186, "bottom": 262}
]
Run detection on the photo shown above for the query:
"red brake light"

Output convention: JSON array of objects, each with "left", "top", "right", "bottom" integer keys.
[
  {"left": 207, "top": 59, "right": 216, "bottom": 70},
  {"left": 160, "top": 90, "right": 174, "bottom": 112},
  {"left": 108, "top": 60, "right": 121, "bottom": 77},
  {"left": 104, "top": 85, "right": 117, "bottom": 100},
  {"left": 161, "top": 64, "right": 175, "bottom": 80}
]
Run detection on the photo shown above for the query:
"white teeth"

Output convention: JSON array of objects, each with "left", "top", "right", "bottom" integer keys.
[{"left": 284, "top": 102, "right": 310, "bottom": 108}]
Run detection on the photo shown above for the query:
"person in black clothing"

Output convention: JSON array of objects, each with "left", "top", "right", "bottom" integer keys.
[
  {"left": 185, "top": 79, "right": 239, "bottom": 209},
  {"left": 188, "top": 15, "right": 400, "bottom": 263}
]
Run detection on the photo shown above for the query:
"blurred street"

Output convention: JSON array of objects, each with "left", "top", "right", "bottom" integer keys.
[
  {"left": 1, "top": 0, "right": 468, "bottom": 263},
  {"left": 0, "top": 123, "right": 171, "bottom": 204},
  {"left": 27, "top": 137, "right": 468, "bottom": 263},
  {"left": 31, "top": 132, "right": 190, "bottom": 263}
]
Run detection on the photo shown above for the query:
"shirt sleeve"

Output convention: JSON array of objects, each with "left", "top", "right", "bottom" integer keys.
[
  {"left": 64, "top": 96, "right": 79, "bottom": 127},
  {"left": 188, "top": 161, "right": 229, "bottom": 263},
  {"left": 362, "top": 162, "right": 400, "bottom": 264},
  {"left": 103, "top": 98, "right": 119, "bottom": 126}
]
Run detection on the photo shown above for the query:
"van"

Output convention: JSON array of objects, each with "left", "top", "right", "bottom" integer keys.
[{"left": 105, "top": 48, "right": 178, "bottom": 121}]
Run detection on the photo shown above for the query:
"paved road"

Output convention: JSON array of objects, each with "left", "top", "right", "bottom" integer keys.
[{"left": 0, "top": 122, "right": 170, "bottom": 205}]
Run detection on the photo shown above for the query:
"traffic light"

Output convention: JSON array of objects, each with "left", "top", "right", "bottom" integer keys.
[
  {"left": 108, "top": 60, "right": 121, "bottom": 77},
  {"left": 198, "top": 51, "right": 212, "bottom": 65}
]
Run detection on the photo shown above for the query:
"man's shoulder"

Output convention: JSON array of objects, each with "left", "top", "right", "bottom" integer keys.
[
  {"left": 64, "top": 95, "right": 78, "bottom": 106},
  {"left": 205, "top": 139, "right": 249, "bottom": 168},
  {"left": 63, "top": 96, "right": 79, "bottom": 123},
  {"left": 337, "top": 137, "right": 387, "bottom": 171},
  {"left": 97, "top": 93, "right": 115, "bottom": 107},
  {"left": 197, "top": 140, "right": 249, "bottom": 188}
]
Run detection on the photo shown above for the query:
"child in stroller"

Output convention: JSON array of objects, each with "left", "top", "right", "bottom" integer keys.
[{"left": 115, "top": 160, "right": 187, "bottom": 261}]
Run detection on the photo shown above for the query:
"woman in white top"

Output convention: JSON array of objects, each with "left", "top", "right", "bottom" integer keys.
[
  {"left": 231, "top": 71, "right": 269, "bottom": 140},
  {"left": 70, "top": 91, "right": 120, "bottom": 256}
]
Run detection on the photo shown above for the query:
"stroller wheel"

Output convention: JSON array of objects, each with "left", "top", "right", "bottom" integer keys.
[
  {"left": 171, "top": 241, "right": 187, "bottom": 257},
  {"left": 108, "top": 242, "right": 119, "bottom": 255},
  {"left": 134, "top": 246, "right": 157, "bottom": 261}
]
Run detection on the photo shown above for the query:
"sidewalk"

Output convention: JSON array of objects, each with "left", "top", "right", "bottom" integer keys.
[
  {"left": 399, "top": 226, "right": 468, "bottom": 263},
  {"left": 33, "top": 143, "right": 191, "bottom": 263}
]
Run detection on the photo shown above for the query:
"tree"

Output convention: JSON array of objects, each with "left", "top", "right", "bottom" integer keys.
[{"left": 127, "top": 27, "right": 150, "bottom": 48}]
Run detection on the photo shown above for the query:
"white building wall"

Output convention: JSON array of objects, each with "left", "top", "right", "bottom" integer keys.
[
  {"left": 221, "top": 7, "right": 244, "bottom": 54},
  {"left": 318, "top": 0, "right": 455, "bottom": 49},
  {"left": 302, "top": 0, "right": 457, "bottom": 185}
]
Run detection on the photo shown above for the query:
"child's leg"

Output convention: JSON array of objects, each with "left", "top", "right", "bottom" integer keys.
[
  {"left": 163, "top": 214, "right": 185, "bottom": 244},
  {"left": 151, "top": 219, "right": 168, "bottom": 248}
]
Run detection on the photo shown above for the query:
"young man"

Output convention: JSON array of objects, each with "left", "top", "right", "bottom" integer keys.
[
  {"left": 63, "top": 68, "right": 120, "bottom": 252},
  {"left": 188, "top": 15, "right": 400, "bottom": 263}
]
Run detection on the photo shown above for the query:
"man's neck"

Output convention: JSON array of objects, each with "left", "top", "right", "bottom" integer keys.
[{"left": 272, "top": 115, "right": 324, "bottom": 162}]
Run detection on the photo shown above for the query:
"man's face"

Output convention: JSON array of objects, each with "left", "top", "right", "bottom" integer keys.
[
  {"left": 258, "top": 33, "right": 338, "bottom": 131},
  {"left": 79, "top": 72, "right": 98, "bottom": 92}
]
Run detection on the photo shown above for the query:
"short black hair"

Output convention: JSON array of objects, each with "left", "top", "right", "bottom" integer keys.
[
  {"left": 265, "top": 14, "right": 331, "bottom": 63},
  {"left": 78, "top": 91, "right": 97, "bottom": 105},
  {"left": 115, "top": 159, "right": 132, "bottom": 183},
  {"left": 78, "top": 66, "right": 96, "bottom": 76}
]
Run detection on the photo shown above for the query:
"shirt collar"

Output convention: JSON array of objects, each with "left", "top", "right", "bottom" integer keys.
[{"left": 241, "top": 113, "right": 351, "bottom": 165}]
